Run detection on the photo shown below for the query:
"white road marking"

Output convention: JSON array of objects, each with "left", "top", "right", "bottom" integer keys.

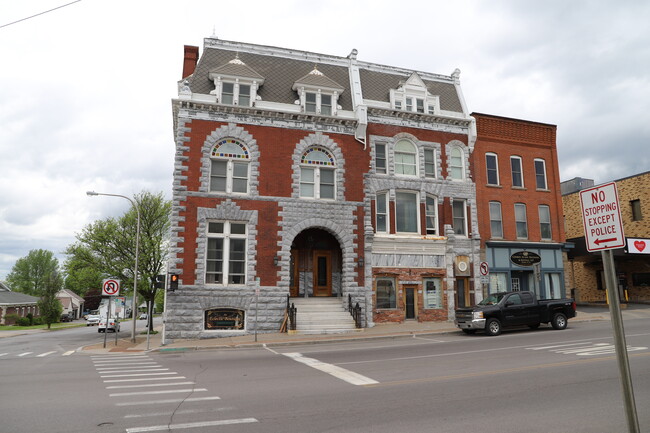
[
  {"left": 98, "top": 368, "right": 169, "bottom": 374},
  {"left": 37, "top": 351, "right": 57, "bottom": 357},
  {"left": 17, "top": 352, "right": 32, "bottom": 357},
  {"left": 62, "top": 350, "right": 75, "bottom": 356},
  {"left": 94, "top": 361, "right": 157, "bottom": 366},
  {"left": 101, "top": 372, "right": 177, "bottom": 378},
  {"left": 124, "top": 407, "right": 233, "bottom": 419},
  {"left": 115, "top": 396, "right": 221, "bottom": 406},
  {"left": 103, "top": 376, "right": 187, "bottom": 383},
  {"left": 125, "top": 418, "right": 258, "bottom": 432},
  {"left": 0, "top": 353, "right": 8, "bottom": 357},
  {"left": 109, "top": 388, "right": 207, "bottom": 397},
  {"left": 527, "top": 342, "right": 596, "bottom": 350},
  {"left": 92, "top": 355, "right": 150, "bottom": 361},
  {"left": 96, "top": 365, "right": 161, "bottom": 371},
  {"left": 106, "top": 381, "right": 195, "bottom": 389},
  {"left": 528, "top": 342, "right": 648, "bottom": 356},
  {"left": 284, "top": 352, "right": 378, "bottom": 385}
]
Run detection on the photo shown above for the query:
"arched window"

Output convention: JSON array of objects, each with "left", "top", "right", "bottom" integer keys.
[
  {"left": 449, "top": 147, "right": 465, "bottom": 180},
  {"left": 300, "top": 147, "right": 336, "bottom": 199},
  {"left": 394, "top": 139, "right": 417, "bottom": 176},
  {"left": 210, "top": 138, "right": 250, "bottom": 194}
]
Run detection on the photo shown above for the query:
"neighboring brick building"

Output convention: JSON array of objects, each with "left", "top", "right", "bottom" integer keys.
[
  {"left": 471, "top": 113, "right": 569, "bottom": 299},
  {"left": 0, "top": 281, "right": 39, "bottom": 325},
  {"left": 166, "top": 37, "right": 481, "bottom": 340},
  {"left": 562, "top": 172, "right": 650, "bottom": 303}
]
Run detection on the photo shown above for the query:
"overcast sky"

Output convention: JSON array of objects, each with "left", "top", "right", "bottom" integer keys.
[{"left": 1, "top": 0, "right": 649, "bottom": 279}]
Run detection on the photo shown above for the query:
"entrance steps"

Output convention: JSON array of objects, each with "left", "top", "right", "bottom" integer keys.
[{"left": 290, "top": 297, "right": 361, "bottom": 334}]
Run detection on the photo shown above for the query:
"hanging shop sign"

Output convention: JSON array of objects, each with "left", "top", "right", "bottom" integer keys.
[{"left": 510, "top": 251, "right": 541, "bottom": 267}]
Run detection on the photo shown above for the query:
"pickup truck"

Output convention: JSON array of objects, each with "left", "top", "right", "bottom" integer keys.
[{"left": 455, "top": 291, "right": 576, "bottom": 336}]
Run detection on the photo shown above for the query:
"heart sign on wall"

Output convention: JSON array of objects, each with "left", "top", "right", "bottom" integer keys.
[{"left": 627, "top": 238, "right": 650, "bottom": 254}]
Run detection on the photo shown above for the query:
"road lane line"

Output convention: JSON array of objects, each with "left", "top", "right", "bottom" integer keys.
[
  {"left": 0, "top": 353, "right": 8, "bottom": 357},
  {"left": 101, "top": 372, "right": 178, "bottom": 378},
  {"left": 124, "top": 407, "right": 234, "bottom": 419},
  {"left": 109, "top": 388, "right": 207, "bottom": 397},
  {"left": 115, "top": 396, "right": 221, "bottom": 406},
  {"left": 37, "top": 351, "right": 57, "bottom": 357},
  {"left": 125, "top": 418, "right": 258, "bottom": 432},
  {"left": 106, "top": 381, "right": 195, "bottom": 389},
  {"left": 62, "top": 350, "right": 75, "bottom": 356},
  {"left": 527, "top": 342, "right": 595, "bottom": 350},
  {"left": 284, "top": 352, "right": 378, "bottom": 385},
  {"left": 17, "top": 352, "right": 33, "bottom": 357},
  {"left": 103, "top": 376, "right": 187, "bottom": 383}
]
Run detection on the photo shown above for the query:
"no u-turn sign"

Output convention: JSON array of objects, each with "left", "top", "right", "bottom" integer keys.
[
  {"left": 580, "top": 182, "right": 625, "bottom": 252},
  {"left": 102, "top": 278, "right": 120, "bottom": 296}
]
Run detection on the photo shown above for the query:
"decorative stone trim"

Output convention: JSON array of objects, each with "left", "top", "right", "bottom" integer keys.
[{"left": 291, "top": 132, "right": 345, "bottom": 200}]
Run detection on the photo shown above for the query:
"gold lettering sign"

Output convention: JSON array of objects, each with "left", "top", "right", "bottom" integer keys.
[{"left": 205, "top": 309, "right": 245, "bottom": 330}]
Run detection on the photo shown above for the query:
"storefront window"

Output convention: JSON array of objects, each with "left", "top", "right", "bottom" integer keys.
[
  {"left": 423, "top": 278, "right": 442, "bottom": 309},
  {"left": 376, "top": 278, "right": 396, "bottom": 309},
  {"left": 489, "top": 272, "right": 508, "bottom": 294}
]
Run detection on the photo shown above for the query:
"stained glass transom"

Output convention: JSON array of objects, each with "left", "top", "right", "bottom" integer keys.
[
  {"left": 301, "top": 147, "right": 335, "bottom": 166},
  {"left": 211, "top": 138, "right": 249, "bottom": 159}
]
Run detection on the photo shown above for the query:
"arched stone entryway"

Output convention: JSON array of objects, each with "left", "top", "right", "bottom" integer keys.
[{"left": 290, "top": 228, "right": 343, "bottom": 297}]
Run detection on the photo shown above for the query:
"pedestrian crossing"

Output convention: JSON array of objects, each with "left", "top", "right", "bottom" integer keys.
[
  {"left": 91, "top": 353, "right": 259, "bottom": 432},
  {"left": 0, "top": 349, "right": 76, "bottom": 358},
  {"left": 528, "top": 341, "right": 648, "bottom": 356}
]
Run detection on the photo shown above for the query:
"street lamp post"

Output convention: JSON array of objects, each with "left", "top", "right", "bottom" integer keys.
[{"left": 87, "top": 191, "right": 141, "bottom": 343}]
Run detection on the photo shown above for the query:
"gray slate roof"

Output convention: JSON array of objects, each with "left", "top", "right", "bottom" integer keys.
[{"left": 0, "top": 282, "right": 39, "bottom": 305}]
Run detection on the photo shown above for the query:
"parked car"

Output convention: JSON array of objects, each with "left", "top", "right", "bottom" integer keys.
[
  {"left": 85, "top": 315, "right": 101, "bottom": 326},
  {"left": 98, "top": 318, "right": 120, "bottom": 333},
  {"left": 60, "top": 313, "right": 73, "bottom": 322},
  {"left": 138, "top": 312, "right": 148, "bottom": 320},
  {"left": 455, "top": 291, "right": 576, "bottom": 336}
]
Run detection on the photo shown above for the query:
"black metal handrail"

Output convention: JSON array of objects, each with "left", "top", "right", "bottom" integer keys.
[
  {"left": 287, "top": 295, "right": 297, "bottom": 331},
  {"left": 348, "top": 294, "right": 362, "bottom": 328}
]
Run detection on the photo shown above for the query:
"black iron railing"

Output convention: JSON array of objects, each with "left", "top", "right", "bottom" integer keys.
[
  {"left": 348, "top": 294, "right": 362, "bottom": 328},
  {"left": 287, "top": 295, "right": 297, "bottom": 331}
]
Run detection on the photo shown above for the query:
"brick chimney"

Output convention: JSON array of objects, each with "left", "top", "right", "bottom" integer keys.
[{"left": 182, "top": 45, "right": 200, "bottom": 79}]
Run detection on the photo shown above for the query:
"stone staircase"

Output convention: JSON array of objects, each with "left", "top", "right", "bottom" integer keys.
[{"left": 290, "top": 297, "right": 361, "bottom": 334}]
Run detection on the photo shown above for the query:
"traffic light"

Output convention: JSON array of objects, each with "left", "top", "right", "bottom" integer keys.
[
  {"left": 154, "top": 275, "right": 165, "bottom": 289},
  {"left": 169, "top": 273, "right": 179, "bottom": 292}
]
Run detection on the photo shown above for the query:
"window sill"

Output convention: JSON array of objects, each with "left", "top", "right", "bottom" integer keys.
[
  {"left": 486, "top": 184, "right": 502, "bottom": 188},
  {"left": 511, "top": 186, "right": 526, "bottom": 190},
  {"left": 536, "top": 188, "right": 551, "bottom": 193}
]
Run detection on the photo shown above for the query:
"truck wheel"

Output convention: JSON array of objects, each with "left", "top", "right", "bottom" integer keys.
[
  {"left": 462, "top": 329, "right": 477, "bottom": 335},
  {"left": 485, "top": 318, "right": 502, "bottom": 336},
  {"left": 551, "top": 313, "right": 567, "bottom": 330}
]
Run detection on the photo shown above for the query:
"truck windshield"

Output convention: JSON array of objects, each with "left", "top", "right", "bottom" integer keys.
[{"left": 478, "top": 294, "right": 506, "bottom": 305}]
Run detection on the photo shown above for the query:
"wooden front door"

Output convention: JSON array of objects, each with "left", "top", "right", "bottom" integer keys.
[
  {"left": 405, "top": 286, "right": 417, "bottom": 319},
  {"left": 313, "top": 250, "right": 332, "bottom": 297},
  {"left": 290, "top": 248, "right": 299, "bottom": 297}
]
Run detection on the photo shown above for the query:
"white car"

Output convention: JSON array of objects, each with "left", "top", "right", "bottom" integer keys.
[
  {"left": 138, "top": 313, "right": 148, "bottom": 320},
  {"left": 98, "top": 318, "right": 120, "bottom": 333},
  {"left": 85, "top": 315, "right": 101, "bottom": 326}
]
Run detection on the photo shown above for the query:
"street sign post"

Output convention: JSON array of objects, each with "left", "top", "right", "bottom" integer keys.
[
  {"left": 580, "top": 182, "right": 639, "bottom": 432},
  {"left": 102, "top": 279, "right": 120, "bottom": 297}
]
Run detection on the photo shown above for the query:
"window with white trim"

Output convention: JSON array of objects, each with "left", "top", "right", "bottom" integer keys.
[
  {"left": 510, "top": 156, "right": 524, "bottom": 188},
  {"left": 219, "top": 82, "right": 252, "bottom": 107},
  {"left": 539, "top": 205, "right": 552, "bottom": 240},
  {"left": 424, "top": 148, "right": 437, "bottom": 178},
  {"left": 486, "top": 153, "right": 499, "bottom": 186},
  {"left": 425, "top": 195, "right": 438, "bottom": 235},
  {"left": 389, "top": 73, "right": 440, "bottom": 115},
  {"left": 452, "top": 200, "right": 467, "bottom": 236},
  {"left": 489, "top": 201, "right": 503, "bottom": 238},
  {"left": 300, "top": 147, "right": 336, "bottom": 199},
  {"left": 423, "top": 278, "right": 442, "bottom": 309},
  {"left": 515, "top": 203, "right": 528, "bottom": 239},
  {"left": 394, "top": 140, "right": 417, "bottom": 176},
  {"left": 376, "top": 192, "right": 389, "bottom": 233},
  {"left": 375, "top": 143, "right": 387, "bottom": 174},
  {"left": 376, "top": 277, "right": 396, "bottom": 309},
  {"left": 210, "top": 138, "right": 250, "bottom": 194},
  {"left": 449, "top": 147, "right": 465, "bottom": 180},
  {"left": 534, "top": 158, "right": 548, "bottom": 190},
  {"left": 206, "top": 221, "right": 247, "bottom": 285},
  {"left": 395, "top": 191, "right": 419, "bottom": 233}
]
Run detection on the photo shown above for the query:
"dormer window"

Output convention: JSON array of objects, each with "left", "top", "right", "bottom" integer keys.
[
  {"left": 209, "top": 56, "right": 264, "bottom": 108},
  {"left": 293, "top": 66, "right": 343, "bottom": 116},
  {"left": 390, "top": 73, "right": 440, "bottom": 115}
]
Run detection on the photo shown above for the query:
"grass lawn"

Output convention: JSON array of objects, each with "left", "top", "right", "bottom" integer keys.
[{"left": 0, "top": 322, "right": 87, "bottom": 331}]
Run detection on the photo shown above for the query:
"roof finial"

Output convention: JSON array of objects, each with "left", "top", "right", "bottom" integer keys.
[
  {"left": 310, "top": 64, "right": 324, "bottom": 76},
  {"left": 211, "top": 25, "right": 217, "bottom": 38}
]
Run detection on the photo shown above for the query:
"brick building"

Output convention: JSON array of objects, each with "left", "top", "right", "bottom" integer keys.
[
  {"left": 471, "top": 113, "right": 568, "bottom": 299},
  {"left": 562, "top": 172, "right": 650, "bottom": 303},
  {"left": 166, "top": 37, "right": 481, "bottom": 340}
]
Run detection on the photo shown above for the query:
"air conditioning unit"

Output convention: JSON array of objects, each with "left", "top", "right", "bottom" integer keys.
[{"left": 455, "top": 256, "right": 471, "bottom": 276}]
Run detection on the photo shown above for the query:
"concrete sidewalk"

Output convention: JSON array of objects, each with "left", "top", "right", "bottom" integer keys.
[{"left": 81, "top": 307, "right": 613, "bottom": 355}]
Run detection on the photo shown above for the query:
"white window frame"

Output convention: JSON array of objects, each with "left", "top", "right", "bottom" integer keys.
[
  {"left": 452, "top": 199, "right": 468, "bottom": 236},
  {"left": 375, "top": 143, "right": 387, "bottom": 174},
  {"left": 299, "top": 147, "right": 336, "bottom": 200},
  {"left": 210, "top": 139, "right": 250, "bottom": 194},
  {"left": 486, "top": 153, "right": 500, "bottom": 186},
  {"left": 376, "top": 192, "right": 389, "bottom": 233},
  {"left": 539, "top": 204, "right": 552, "bottom": 240},
  {"left": 206, "top": 221, "right": 247, "bottom": 286},
  {"left": 510, "top": 156, "right": 524, "bottom": 188},
  {"left": 515, "top": 203, "right": 529, "bottom": 239},
  {"left": 425, "top": 195, "right": 438, "bottom": 235},
  {"left": 215, "top": 80, "right": 254, "bottom": 107},
  {"left": 423, "top": 278, "right": 442, "bottom": 309},
  {"left": 394, "top": 139, "right": 418, "bottom": 177},
  {"left": 395, "top": 191, "right": 420, "bottom": 234},
  {"left": 534, "top": 158, "right": 548, "bottom": 190},
  {"left": 489, "top": 201, "right": 503, "bottom": 239},
  {"left": 424, "top": 148, "right": 437, "bottom": 178},
  {"left": 299, "top": 88, "right": 338, "bottom": 116},
  {"left": 449, "top": 147, "right": 465, "bottom": 180}
]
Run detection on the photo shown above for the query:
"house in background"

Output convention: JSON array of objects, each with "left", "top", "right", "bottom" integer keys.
[
  {"left": 166, "top": 37, "right": 480, "bottom": 340},
  {"left": 562, "top": 171, "right": 650, "bottom": 303},
  {"left": 56, "top": 289, "right": 85, "bottom": 319},
  {"left": 471, "top": 113, "right": 569, "bottom": 299},
  {"left": 0, "top": 281, "right": 39, "bottom": 325}
]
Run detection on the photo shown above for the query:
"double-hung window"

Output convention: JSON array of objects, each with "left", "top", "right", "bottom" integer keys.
[
  {"left": 539, "top": 205, "right": 552, "bottom": 240},
  {"left": 394, "top": 140, "right": 417, "bottom": 176},
  {"left": 305, "top": 92, "right": 333, "bottom": 115},
  {"left": 220, "top": 82, "right": 251, "bottom": 107},
  {"left": 375, "top": 143, "right": 387, "bottom": 174},
  {"left": 489, "top": 201, "right": 503, "bottom": 238},
  {"left": 210, "top": 138, "right": 250, "bottom": 194},
  {"left": 424, "top": 148, "right": 436, "bottom": 178},
  {"left": 206, "top": 222, "right": 247, "bottom": 285},
  {"left": 425, "top": 195, "right": 438, "bottom": 235},
  {"left": 300, "top": 147, "right": 336, "bottom": 200},
  {"left": 449, "top": 147, "right": 464, "bottom": 180},
  {"left": 511, "top": 156, "right": 524, "bottom": 188},
  {"left": 376, "top": 192, "right": 389, "bottom": 233},
  {"left": 515, "top": 203, "right": 528, "bottom": 239},
  {"left": 395, "top": 192, "right": 419, "bottom": 233},
  {"left": 534, "top": 158, "right": 548, "bottom": 190},
  {"left": 452, "top": 200, "right": 467, "bottom": 236},
  {"left": 486, "top": 153, "right": 499, "bottom": 185}
]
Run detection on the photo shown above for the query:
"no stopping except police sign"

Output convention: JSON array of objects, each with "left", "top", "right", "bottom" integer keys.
[{"left": 579, "top": 182, "right": 625, "bottom": 252}]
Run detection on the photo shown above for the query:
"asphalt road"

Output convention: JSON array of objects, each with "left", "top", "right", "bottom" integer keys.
[{"left": 2, "top": 312, "right": 650, "bottom": 432}]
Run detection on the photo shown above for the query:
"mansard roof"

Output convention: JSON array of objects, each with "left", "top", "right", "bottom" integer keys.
[
  {"left": 209, "top": 56, "right": 265, "bottom": 81},
  {"left": 293, "top": 67, "right": 345, "bottom": 92}
]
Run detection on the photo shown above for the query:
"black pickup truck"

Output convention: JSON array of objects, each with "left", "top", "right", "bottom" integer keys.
[{"left": 455, "top": 291, "right": 576, "bottom": 336}]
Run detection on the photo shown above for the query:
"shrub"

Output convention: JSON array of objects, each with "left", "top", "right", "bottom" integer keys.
[
  {"left": 26, "top": 313, "right": 34, "bottom": 326},
  {"left": 4, "top": 314, "right": 19, "bottom": 325},
  {"left": 33, "top": 317, "right": 43, "bottom": 325},
  {"left": 15, "top": 317, "right": 31, "bottom": 326}
]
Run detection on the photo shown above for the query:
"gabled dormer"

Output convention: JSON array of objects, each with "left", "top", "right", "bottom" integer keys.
[
  {"left": 390, "top": 72, "right": 440, "bottom": 115},
  {"left": 209, "top": 55, "right": 265, "bottom": 107},
  {"left": 292, "top": 66, "right": 345, "bottom": 116}
]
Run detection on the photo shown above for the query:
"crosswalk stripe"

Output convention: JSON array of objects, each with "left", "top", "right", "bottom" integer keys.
[
  {"left": 37, "top": 351, "right": 57, "bottom": 357},
  {"left": 96, "top": 365, "right": 161, "bottom": 371},
  {"left": 62, "top": 350, "right": 75, "bottom": 356},
  {"left": 124, "top": 418, "right": 258, "bottom": 432},
  {"left": 17, "top": 352, "right": 33, "bottom": 357},
  {"left": 109, "top": 388, "right": 207, "bottom": 397},
  {"left": 103, "top": 376, "right": 187, "bottom": 383},
  {"left": 101, "top": 372, "right": 177, "bottom": 378},
  {"left": 0, "top": 353, "right": 8, "bottom": 357},
  {"left": 124, "top": 407, "right": 234, "bottom": 419},
  {"left": 284, "top": 352, "right": 379, "bottom": 386},
  {"left": 115, "top": 396, "right": 221, "bottom": 406},
  {"left": 98, "top": 368, "right": 169, "bottom": 374},
  {"left": 106, "top": 381, "right": 195, "bottom": 389}
]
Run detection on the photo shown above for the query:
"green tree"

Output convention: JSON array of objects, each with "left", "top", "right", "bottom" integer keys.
[
  {"left": 6, "top": 249, "right": 60, "bottom": 296},
  {"left": 62, "top": 245, "right": 104, "bottom": 296},
  {"left": 38, "top": 270, "right": 63, "bottom": 329},
  {"left": 65, "top": 191, "right": 171, "bottom": 328}
]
